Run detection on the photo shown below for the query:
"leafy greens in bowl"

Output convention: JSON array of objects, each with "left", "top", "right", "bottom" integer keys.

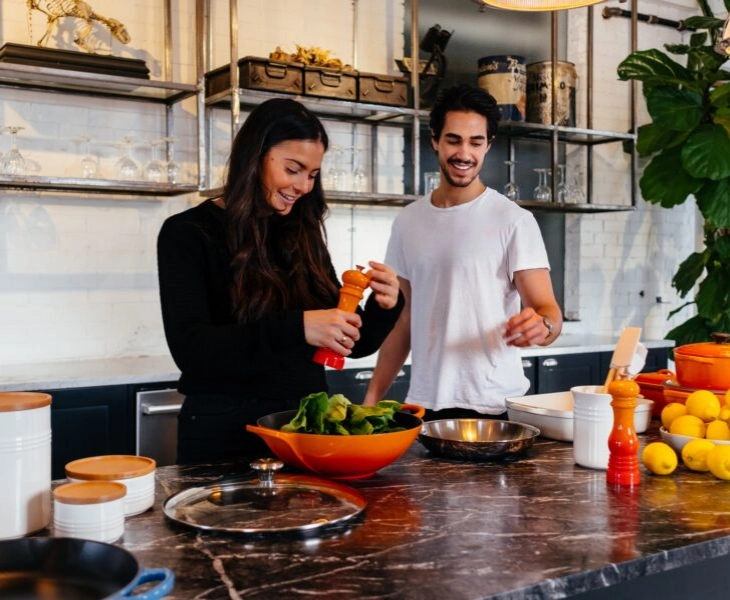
[{"left": 280, "top": 392, "right": 406, "bottom": 435}]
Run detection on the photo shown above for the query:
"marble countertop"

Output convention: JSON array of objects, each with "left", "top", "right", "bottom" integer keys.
[
  {"left": 102, "top": 423, "right": 730, "bottom": 600},
  {"left": 0, "top": 335, "right": 674, "bottom": 392}
]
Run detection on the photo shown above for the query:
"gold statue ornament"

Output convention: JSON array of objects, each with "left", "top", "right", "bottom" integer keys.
[{"left": 27, "top": 0, "right": 131, "bottom": 53}]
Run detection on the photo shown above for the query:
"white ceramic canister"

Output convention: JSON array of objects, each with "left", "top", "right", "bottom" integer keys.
[
  {"left": 65, "top": 455, "right": 156, "bottom": 517},
  {"left": 0, "top": 392, "right": 52, "bottom": 540},
  {"left": 571, "top": 385, "right": 614, "bottom": 470},
  {"left": 53, "top": 481, "right": 126, "bottom": 543}
]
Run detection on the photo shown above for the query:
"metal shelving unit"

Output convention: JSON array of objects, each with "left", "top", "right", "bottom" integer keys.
[
  {"left": 199, "top": 0, "right": 639, "bottom": 213},
  {"left": 0, "top": 0, "right": 199, "bottom": 197}
]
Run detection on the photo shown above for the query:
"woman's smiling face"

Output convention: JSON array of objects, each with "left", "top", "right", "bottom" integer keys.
[{"left": 261, "top": 139, "right": 325, "bottom": 215}]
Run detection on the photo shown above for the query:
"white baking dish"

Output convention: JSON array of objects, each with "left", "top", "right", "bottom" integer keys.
[{"left": 505, "top": 392, "right": 653, "bottom": 441}]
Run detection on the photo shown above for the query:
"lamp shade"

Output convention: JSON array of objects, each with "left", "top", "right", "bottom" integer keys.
[{"left": 479, "top": 0, "right": 605, "bottom": 10}]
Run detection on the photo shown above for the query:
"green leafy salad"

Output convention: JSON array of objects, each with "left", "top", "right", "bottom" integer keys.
[{"left": 281, "top": 392, "right": 405, "bottom": 435}]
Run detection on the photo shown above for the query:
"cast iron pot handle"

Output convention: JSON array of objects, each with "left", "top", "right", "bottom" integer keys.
[{"left": 118, "top": 568, "right": 175, "bottom": 599}]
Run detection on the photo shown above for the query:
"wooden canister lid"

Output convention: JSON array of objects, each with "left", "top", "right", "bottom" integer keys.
[
  {"left": 0, "top": 392, "right": 52, "bottom": 412},
  {"left": 53, "top": 481, "right": 127, "bottom": 505},
  {"left": 65, "top": 455, "right": 156, "bottom": 480}
]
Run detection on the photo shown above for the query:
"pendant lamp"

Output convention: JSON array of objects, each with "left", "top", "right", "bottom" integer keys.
[{"left": 476, "top": 0, "right": 605, "bottom": 11}]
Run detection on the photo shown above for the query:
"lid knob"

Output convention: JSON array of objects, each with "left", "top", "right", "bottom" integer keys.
[
  {"left": 251, "top": 458, "right": 284, "bottom": 488},
  {"left": 711, "top": 332, "right": 730, "bottom": 345}
]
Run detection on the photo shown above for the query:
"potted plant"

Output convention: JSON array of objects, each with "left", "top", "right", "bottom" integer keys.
[{"left": 616, "top": 1, "right": 730, "bottom": 347}]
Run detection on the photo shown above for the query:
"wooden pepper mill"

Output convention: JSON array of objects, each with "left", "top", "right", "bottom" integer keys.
[
  {"left": 606, "top": 379, "right": 641, "bottom": 487},
  {"left": 312, "top": 266, "right": 371, "bottom": 370}
]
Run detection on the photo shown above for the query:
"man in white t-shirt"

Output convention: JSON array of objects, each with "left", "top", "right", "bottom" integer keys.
[{"left": 363, "top": 84, "right": 563, "bottom": 419}]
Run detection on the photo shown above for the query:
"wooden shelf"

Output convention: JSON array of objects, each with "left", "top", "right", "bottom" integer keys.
[{"left": 0, "top": 63, "right": 197, "bottom": 104}]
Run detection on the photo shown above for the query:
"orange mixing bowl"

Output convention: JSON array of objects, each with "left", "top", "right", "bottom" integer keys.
[{"left": 246, "top": 404, "right": 425, "bottom": 479}]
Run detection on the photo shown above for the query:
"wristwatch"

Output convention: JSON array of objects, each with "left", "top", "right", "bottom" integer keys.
[{"left": 542, "top": 316, "right": 555, "bottom": 339}]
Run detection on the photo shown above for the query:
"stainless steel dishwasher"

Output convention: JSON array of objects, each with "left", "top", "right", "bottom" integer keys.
[{"left": 135, "top": 384, "right": 184, "bottom": 467}]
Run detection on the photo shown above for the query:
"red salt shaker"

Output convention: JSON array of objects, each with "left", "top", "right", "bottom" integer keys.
[
  {"left": 312, "top": 266, "right": 371, "bottom": 370},
  {"left": 606, "top": 379, "right": 641, "bottom": 487}
]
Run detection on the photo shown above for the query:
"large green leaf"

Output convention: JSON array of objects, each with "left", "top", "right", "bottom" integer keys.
[
  {"left": 715, "top": 107, "right": 730, "bottom": 135},
  {"left": 682, "top": 124, "right": 730, "bottom": 180},
  {"left": 683, "top": 16, "right": 726, "bottom": 30},
  {"left": 695, "top": 179, "right": 730, "bottom": 227},
  {"left": 646, "top": 86, "right": 704, "bottom": 131},
  {"left": 636, "top": 123, "right": 689, "bottom": 156},
  {"left": 617, "top": 49, "right": 699, "bottom": 91},
  {"left": 715, "top": 232, "right": 730, "bottom": 263},
  {"left": 640, "top": 147, "right": 704, "bottom": 207},
  {"left": 711, "top": 84, "right": 730, "bottom": 109},
  {"left": 696, "top": 268, "right": 730, "bottom": 321},
  {"left": 666, "top": 315, "right": 714, "bottom": 347},
  {"left": 672, "top": 251, "right": 707, "bottom": 296}
]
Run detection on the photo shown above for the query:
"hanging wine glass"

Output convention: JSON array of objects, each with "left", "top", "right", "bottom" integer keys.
[
  {"left": 567, "top": 169, "right": 586, "bottom": 204},
  {"left": 352, "top": 146, "right": 369, "bottom": 193},
  {"left": 503, "top": 160, "right": 520, "bottom": 201},
  {"left": 533, "top": 168, "right": 552, "bottom": 202},
  {"left": 76, "top": 135, "right": 98, "bottom": 178},
  {"left": 557, "top": 164, "right": 569, "bottom": 204},
  {"left": 163, "top": 137, "right": 180, "bottom": 184},
  {"left": 115, "top": 136, "right": 140, "bottom": 181},
  {"left": 1, "top": 126, "right": 27, "bottom": 176},
  {"left": 144, "top": 139, "right": 166, "bottom": 183}
]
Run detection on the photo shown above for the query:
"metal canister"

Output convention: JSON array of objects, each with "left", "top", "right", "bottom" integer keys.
[
  {"left": 526, "top": 60, "right": 578, "bottom": 126},
  {"left": 0, "top": 392, "right": 52, "bottom": 539},
  {"left": 477, "top": 55, "right": 527, "bottom": 122}
]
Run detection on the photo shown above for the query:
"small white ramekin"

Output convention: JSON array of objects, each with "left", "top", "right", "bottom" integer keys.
[
  {"left": 65, "top": 455, "right": 156, "bottom": 517},
  {"left": 53, "top": 480, "right": 126, "bottom": 543}
]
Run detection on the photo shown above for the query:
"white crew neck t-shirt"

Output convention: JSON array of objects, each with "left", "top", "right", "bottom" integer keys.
[{"left": 385, "top": 188, "right": 550, "bottom": 413}]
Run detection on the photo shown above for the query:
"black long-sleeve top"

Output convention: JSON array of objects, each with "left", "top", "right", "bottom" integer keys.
[{"left": 157, "top": 200, "right": 404, "bottom": 402}]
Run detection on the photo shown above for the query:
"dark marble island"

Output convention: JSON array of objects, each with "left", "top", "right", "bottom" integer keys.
[{"left": 117, "top": 428, "right": 730, "bottom": 600}]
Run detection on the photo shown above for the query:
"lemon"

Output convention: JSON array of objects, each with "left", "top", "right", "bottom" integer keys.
[
  {"left": 707, "top": 445, "right": 730, "bottom": 480},
  {"left": 641, "top": 442, "right": 678, "bottom": 475},
  {"left": 706, "top": 420, "right": 730, "bottom": 441},
  {"left": 685, "top": 389, "right": 722, "bottom": 422},
  {"left": 669, "top": 414, "right": 706, "bottom": 439},
  {"left": 681, "top": 438, "right": 716, "bottom": 471},
  {"left": 661, "top": 402, "right": 688, "bottom": 430},
  {"left": 720, "top": 407, "right": 730, "bottom": 422},
  {"left": 726, "top": 388, "right": 730, "bottom": 408}
]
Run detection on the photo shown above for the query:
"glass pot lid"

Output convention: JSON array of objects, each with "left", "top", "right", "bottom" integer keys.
[{"left": 162, "top": 458, "right": 367, "bottom": 536}]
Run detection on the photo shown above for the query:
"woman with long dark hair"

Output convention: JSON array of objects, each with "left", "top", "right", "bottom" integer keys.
[{"left": 157, "top": 98, "right": 403, "bottom": 464}]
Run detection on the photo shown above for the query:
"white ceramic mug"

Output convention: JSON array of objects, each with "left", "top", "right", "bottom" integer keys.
[{"left": 571, "top": 385, "right": 613, "bottom": 470}]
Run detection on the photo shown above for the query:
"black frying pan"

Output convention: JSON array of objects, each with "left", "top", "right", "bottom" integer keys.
[{"left": 0, "top": 537, "right": 174, "bottom": 600}]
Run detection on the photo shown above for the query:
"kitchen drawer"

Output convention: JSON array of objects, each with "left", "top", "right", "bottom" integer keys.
[{"left": 205, "top": 56, "right": 304, "bottom": 98}]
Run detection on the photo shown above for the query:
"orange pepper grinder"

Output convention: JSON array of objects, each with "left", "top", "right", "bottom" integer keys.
[
  {"left": 312, "top": 265, "right": 371, "bottom": 370},
  {"left": 606, "top": 379, "right": 641, "bottom": 487}
]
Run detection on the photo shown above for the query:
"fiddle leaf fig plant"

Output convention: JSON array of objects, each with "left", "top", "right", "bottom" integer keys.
[{"left": 616, "top": 0, "right": 730, "bottom": 347}]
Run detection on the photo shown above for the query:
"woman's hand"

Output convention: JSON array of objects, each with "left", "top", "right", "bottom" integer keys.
[
  {"left": 365, "top": 261, "right": 400, "bottom": 310},
  {"left": 304, "top": 309, "right": 362, "bottom": 354}
]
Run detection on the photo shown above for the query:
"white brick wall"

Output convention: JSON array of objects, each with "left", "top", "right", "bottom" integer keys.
[{"left": 0, "top": 0, "right": 714, "bottom": 367}]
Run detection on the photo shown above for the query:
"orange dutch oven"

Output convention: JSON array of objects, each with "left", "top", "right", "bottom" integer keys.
[{"left": 674, "top": 333, "right": 730, "bottom": 391}]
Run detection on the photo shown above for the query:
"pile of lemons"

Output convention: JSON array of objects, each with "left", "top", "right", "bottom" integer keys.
[{"left": 642, "top": 388, "right": 730, "bottom": 480}]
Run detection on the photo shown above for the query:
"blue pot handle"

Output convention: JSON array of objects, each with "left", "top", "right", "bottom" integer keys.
[{"left": 117, "top": 568, "right": 175, "bottom": 599}]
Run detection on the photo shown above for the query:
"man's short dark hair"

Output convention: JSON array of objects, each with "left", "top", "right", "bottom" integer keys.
[{"left": 429, "top": 84, "right": 500, "bottom": 144}]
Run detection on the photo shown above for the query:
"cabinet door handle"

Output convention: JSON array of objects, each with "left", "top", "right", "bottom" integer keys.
[
  {"left": 542, "top": 358, "right": 559, "bottom": 368},
  {"left": 522, "top": 359, "right": 533, "bottom": 369}
]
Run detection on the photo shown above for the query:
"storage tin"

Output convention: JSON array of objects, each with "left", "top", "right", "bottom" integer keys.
[
  {"left": 477, "top": 55, "right": 527, "bottom": 121},
  {"left": 53, "top": 481, "right": 126, "bottom": 543},
  {"left": 66, "top": 455, "right": 156, "bottom": 517},
  {"left": 358, "top": 72, "right": 409, "bottom": 106},
  {"left": 0, "top": 392, "right": 52, "bottom": 540},
  {"left": 526, "top": 60, "right": 577, "bottom": 126},
  {"left": 205, "top": 56, "right": 304, "bottom": 98},
  {"left": 304, "top": 66, "right": 357, "bottom": 100}
]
